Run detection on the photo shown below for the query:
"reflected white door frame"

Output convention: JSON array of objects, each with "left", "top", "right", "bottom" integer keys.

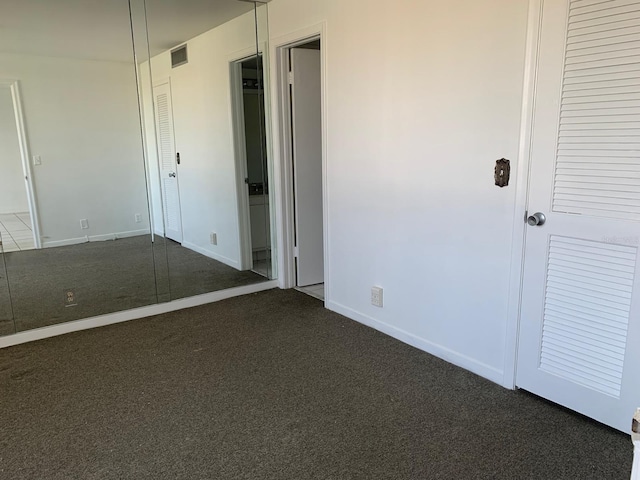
[
  {"left": 0, "top": 79, "right": 41, "bottom": 249},
  {"left": 230, "top": 42, "right": 273, "bottom": 275},
  {"left": 231, "top": 51, "right": 256, "bottom": 272}
]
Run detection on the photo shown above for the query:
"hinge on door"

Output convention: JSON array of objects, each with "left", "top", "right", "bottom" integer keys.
[
  {"left": 288, "top": 71, "right": 294, "bottom": 85},
  {"left": 293, "top": 245, "right": 299, "bottom": 257}
]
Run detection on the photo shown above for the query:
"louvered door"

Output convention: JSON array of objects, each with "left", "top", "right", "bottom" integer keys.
[
  {"left": 153, "top": 81, "right": 183, "bottom": 243},
  {"left": 516, "top": 0, "right": 640, "bottom": 432}
]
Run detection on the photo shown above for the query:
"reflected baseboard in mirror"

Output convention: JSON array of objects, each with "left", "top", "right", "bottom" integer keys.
[
  {"left": 0, "top": 235, "right": 271, "bottom": 334},
  {"left": 152, "top": 235, "right": 269, "bottom": 301}
]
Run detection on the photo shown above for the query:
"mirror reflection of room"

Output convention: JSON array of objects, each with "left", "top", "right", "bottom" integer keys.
[
  {"left": 139, "top": 0, "right": 275, "bottom": 300},
  {"left": 0, "top": 4, "right": 159, "bottom": 332},
  {"left": 0, "top": 85, "right": 35, "bottom": 253},
  {"left": 0, "top": 0, "right": 275, "bottom": 335}
]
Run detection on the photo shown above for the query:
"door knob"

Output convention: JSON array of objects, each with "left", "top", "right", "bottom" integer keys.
[
  {"left": 169, "top": 172, "right": 176, "bottom": 178},
  {"left": 527, "top": 212, "right": 546, "bottom": 226}
]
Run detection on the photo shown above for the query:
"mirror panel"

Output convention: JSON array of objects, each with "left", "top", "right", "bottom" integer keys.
[
  {"left": 0, "top": 0, "right": 274, "bottom": 337},
  {"left": 0, "top": 1, "right": 158, "bottom": 331},
  {"left": 0, "top": 234, "right": 13, "bottom": 336},
  {"left": 137, "top": 0, "right": 276, "bottom": 301}
]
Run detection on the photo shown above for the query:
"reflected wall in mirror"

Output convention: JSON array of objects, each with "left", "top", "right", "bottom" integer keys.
[
  {"left": 0, "top": 1, "right": 158, "bottom": 332},
  {"left": 136, "top": 0, "right": 276, "bottom": 300},
  {"left": 0, "top": 0, "right": 275, "bottom": 337}
]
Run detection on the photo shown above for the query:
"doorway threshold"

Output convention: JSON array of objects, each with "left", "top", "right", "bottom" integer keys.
[{"left": 296, "top": 283, "right": 324, "bottom": 301}]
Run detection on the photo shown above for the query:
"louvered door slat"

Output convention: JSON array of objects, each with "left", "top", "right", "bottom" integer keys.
[
  {"left": 540, "top": 237, "right": 635, "bottom": 398},
  {"left": 572, "top": 0, "right": 640, "bottom": 16},
  {"left": 554, "top": 0, "right": 640, "bottom": 219}
]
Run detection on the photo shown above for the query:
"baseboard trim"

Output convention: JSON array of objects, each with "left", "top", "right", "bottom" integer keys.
[
  {"left": 0, "top": 281, "right": 278, "bottom": 349},
  {"left": 182, "top": 241, "right": 240, "bottom": 270},
  {"left": 42, "top": 229, "right": 150, "bottom": 248},
  {"left": 326, "top": 300, "right": 504, "bottom": 385}
]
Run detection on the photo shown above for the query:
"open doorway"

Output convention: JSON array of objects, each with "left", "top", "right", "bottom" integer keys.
[
  {"left": 231, "top": 53, "right": 272, "bottom": 278},
  {"left": 278, "top": 38, "right": 324, "bottom": 300},
  {"left": 0, "top": 81, "right": 40, "bottom": 252}
]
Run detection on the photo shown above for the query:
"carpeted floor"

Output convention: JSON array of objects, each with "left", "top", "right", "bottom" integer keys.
[
  {"left": 0, "top": 235, "right": 266, "bottom": 335},
  {"left": 0, "top": 289, "right": 632, "bottom": 479}
]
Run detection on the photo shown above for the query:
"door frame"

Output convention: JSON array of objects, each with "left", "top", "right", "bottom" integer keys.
[
  {"left": 0, "top": 79, "right": 41, "bottom": 249},
  {"left": 230, "top": 44, "right": 270, "bottom": 272},
  {"left": 502, "top": 0, "right": 544, "bottom": 389},
  {"left": 270, "top": 24, "right": 328, "bottom": 298}
]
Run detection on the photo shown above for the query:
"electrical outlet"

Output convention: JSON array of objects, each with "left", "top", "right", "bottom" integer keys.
[
  {"left": 80, "top": 219, "right": 89, "bottom": 230},
  {"left": 210, "top": 233, "right": 217, "bottom": 245},
  {"left": 371, "top": 286, "right": 383, "bottom": 307},
  {"left": 134, "top": 213, "right": 142, "bottom": 223},
  {"left": 33, "top": 155, "right": 42, "bottom": 166},
  {"left": 64, "top": 289, "right": 77, "bottom": 307}
]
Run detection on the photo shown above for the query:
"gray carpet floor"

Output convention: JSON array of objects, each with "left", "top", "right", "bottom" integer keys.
[
  {"left": 0, "top": 289, "right": 632, "bottom": 479},
  {"left": 0, "top": 236, "right": 266, "bottom": 335}
]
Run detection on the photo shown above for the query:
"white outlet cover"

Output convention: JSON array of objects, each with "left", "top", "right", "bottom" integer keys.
[{"left": 371, "top": 286, "right": 383, "bottom": 307}]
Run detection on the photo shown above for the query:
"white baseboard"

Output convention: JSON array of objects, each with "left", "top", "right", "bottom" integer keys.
[
  {"left": 42, "top": 229, "right": 150, "bottom": 248},
  {"left": 181, "top": 241, "right": 240, "bottom": 270},
  {"left": 326, "top": 300, "right": 505, "bottom": 385},
  {"left": 0, "top": 281, "right": 278, "bottom": 349}
]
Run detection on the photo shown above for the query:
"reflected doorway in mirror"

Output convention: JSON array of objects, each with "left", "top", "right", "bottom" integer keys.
[
  {"left": 0, "top": 81, "right": 40, "bottom": 251},
  {"left": 231, "top": 52, "right": 273, "bottom": 279}
]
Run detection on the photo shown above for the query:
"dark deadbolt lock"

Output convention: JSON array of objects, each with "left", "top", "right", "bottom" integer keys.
[
  {"left": 176, "top": 152, "right": 181, "bottom": 165},
  {"left": 494, "top": 158, "right": 510, "bottom": 188}
]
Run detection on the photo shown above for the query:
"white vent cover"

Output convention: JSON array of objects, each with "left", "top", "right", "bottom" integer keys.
[{"left": 171, "top": 45, "right": 188, "bottom": 68}]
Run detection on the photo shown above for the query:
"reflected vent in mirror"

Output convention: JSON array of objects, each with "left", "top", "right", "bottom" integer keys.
[{"left": 171, "top": 45, "right": 188, "bottom": 68}]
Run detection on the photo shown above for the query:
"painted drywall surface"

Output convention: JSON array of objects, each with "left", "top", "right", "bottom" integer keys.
[
  {"left": 141, "top": 10, "right": 267, "bottom": 268},
  {"left": 0, "top": 53, "right": 150, "bottom": 245},
  {"left": 268, "top": 0, "right": 529, "bottom": 381},
  {"left": 0, "top": 87, "right": 28, "bottom": 214}
]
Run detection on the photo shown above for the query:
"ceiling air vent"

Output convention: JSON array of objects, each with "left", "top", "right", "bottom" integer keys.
[{"left": 171, "top": 45, "right": 188, "bottom": 68}]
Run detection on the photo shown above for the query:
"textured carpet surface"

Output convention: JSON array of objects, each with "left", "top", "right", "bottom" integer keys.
[
  {"left": 0, "top": 289, "right": 632, "bottom": 479},
  {"left": 0, "top": 236, "right": 266, "bottom": 334}
]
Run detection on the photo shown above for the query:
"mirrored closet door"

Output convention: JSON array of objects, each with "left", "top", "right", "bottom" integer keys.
[
  {"left": 134, "top": 0, "right": 275, "bottom": 301},
  {"left": 0, "top": 0, "right": 275, "bottom": 336}
]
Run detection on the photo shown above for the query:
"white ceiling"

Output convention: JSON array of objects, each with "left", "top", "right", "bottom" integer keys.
[{"left": 0, "top": 0, "right": 259, "bottom": 63}]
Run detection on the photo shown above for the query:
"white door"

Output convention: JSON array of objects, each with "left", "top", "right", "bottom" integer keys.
[
  {"left": 516, "top": 0, "right": 640, "bottom": 432},
  {"left": 291, "top": 48, "right": 323, "bottom": 287},
  {"left": 153, "top": 82, "right": 183, "bottom": 243}
]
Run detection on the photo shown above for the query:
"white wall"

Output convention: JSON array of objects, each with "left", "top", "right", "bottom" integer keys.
[
  {"left": 0, "top": 53, "right": 150, "bottom": 246},
  {"left": 141, "top": 10, "right": 267, "bottom": 268},
  {"left": 268, "top": 0, "right": 530, "bottom": 384},
  {"left": 0, "top": 87, "right": 28, "bottom": 214}
]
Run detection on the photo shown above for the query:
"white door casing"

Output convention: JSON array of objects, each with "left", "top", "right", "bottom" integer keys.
[
  {"left": 516, "top": 0, "right": 640, "bottom": 432},
  {"left": 153, "top": 81, "right": 182, "bottom": 243},
  {"left": 0, "top": 80, "right": 41, "bottom": 249},
  {"left": 291, "top": 48, "right": 323, "bottom": 287}
]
